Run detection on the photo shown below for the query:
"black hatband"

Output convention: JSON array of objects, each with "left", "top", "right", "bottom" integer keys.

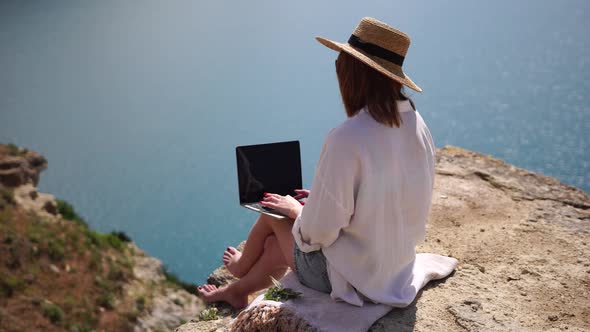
[{"left": 347, "top": 34, "right": 405, "bottom": 67}]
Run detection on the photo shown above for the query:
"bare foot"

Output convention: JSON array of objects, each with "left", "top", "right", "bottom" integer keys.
[
  {"left": 223, "top": 247, "right": 247, "bottom": 278},
  {"left": 197, "top": 284, "right": 248, "bottom": 309}
]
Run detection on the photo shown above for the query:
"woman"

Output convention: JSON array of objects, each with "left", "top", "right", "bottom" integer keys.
[{"left": 198, "top": 17, "right": 435, "bottom": 309}]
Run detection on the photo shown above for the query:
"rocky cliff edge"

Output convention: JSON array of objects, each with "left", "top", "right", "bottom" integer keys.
[
  {"left": 177, "top": 145, "right": 590, "bottom": 332},
  {"left": 0, "top": 144, "right": 205, "bottom": 331}
]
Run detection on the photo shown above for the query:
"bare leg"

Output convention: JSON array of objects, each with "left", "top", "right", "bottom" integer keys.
[
  {"left": 200, "top": 235, "right": 289, "bottom": 308},
  {"left": 265, "top": 217, "right": 296, "bottom": 271},
  {"left": 225, "top": 214, "right": 296, "bottom": 276},
  {"left": 224, "top": 214, "right": 274, "bottom": 278}
]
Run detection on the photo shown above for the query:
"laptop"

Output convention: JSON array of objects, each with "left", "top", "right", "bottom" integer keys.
[{"left": 236, "top": 140, "right": 303, "bottom": 219}]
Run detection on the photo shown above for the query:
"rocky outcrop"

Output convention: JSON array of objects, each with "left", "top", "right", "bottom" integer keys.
[
  {"left": 12, "top": 184, "right": 60, "bottom": 221},
  {"left": 0, "top": 145, "right": 47, "bottom": 187},
  {"left": 127, "top": 246, "right": 205, "bottom": 332},
  {"left": 0, "top": 144, "right": 205, "bottom": 331},
  {"left": 177, "top": 146, "right": 590, "bottom": 332}
]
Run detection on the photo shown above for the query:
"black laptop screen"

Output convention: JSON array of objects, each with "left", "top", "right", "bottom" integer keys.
[{"left": 236, "top": 141, "right": 302, "bottom": 204}]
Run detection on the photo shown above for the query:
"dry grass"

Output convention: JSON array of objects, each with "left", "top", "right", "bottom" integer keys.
[{"left": 0, "top": 195, "right": 138, "bottom": 331}]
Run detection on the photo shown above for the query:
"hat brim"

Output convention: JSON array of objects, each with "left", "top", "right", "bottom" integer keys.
[{"left": 316, "top": 36, "right": 422, "bottom": 93}]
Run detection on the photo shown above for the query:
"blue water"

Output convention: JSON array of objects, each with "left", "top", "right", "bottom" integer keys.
[{"left": 1, "top": 1, "right": 588, "bottom": 283}]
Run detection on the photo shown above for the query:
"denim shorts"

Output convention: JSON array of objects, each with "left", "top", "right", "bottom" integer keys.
[{"left": 293, "top": 244, "right": 332, "bottom": 294}]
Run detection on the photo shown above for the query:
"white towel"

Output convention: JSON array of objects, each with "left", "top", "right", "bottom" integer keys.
[{"left": 231, "top": 253, "right": 458, "bottom": 332}]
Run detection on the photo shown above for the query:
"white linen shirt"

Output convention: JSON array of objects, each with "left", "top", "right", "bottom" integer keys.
[{"left": 292, "top": 99, "right": 436, "bottom": 307}]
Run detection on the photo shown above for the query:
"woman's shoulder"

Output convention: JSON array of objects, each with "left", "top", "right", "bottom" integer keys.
[{"left": 327, "top": 110, "right": 372, "bottom": 142}]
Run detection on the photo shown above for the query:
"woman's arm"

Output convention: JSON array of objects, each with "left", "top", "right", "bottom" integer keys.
[{"left": 292, "top": 129, "right": 360, "bottom": 252}]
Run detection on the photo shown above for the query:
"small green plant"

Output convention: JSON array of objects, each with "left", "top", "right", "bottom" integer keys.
[
  {"left": 56, "top": 199, "right": 87, "bottom": 226},
  {"left": 69, "top": 324, "right": 93, "bottom": 332},
  {"left": 104, "top": 233, "right": 124, "bottom": 251},
  {"left": 125, "top": 309, "right": 140, "bottom": 323},
  {"left": 28, "top": 229, "right": 42, "bottom": 244},
  {"left": 107, "top": 264, "right": 125, "bottom": 281},
  {"left": 78, "top": 300, "right": 98, "bottom": 329},
  {"left": 135, "top": 296, "right": 146, "bottom": 312},
  {"left": 47, "top": 239, "right": 66, "bottom": 261},
  {"left": 97, "top": 291, "right": 115, "bottom": 310},
  {"left": 88, "top": 249, "right": 102, "bottom": 271},
  {"left": 110, "top": 231, "right": 132, "bottom": 242},
  {"left": 118, "top": 255, "right": 133, "bottom": 269},
  {"left": 41, "top": 301, "right": 64, "bottom": 324},
  {"left": 0, "top": 273, "right": 25, "bottom": 297},
  {"left": 0, "top": 186, "right": 14, "bottom": 207},
  {"left": 263, "top": 277, "right": 302, "bottom": 302},
  {"left": 199, "top": 307, "right": 219, "bottom": 321},
  {"left": 3, "top": 233, "right": 14, "bottom": 244},
  {"left": 85, "top": 230, "right": 102, "bottom": 247},
  {"left": 95, "top": 274, "right": 121, "bottom": 311},
  {"left": 62, "top": 294, "right": 77, "bottom": 312},
  {"left": 84, "top": 230, "right": 127, "bottom": 251},
  {"left": 6, "top": 143, "right": 20, "bottom": 156}
]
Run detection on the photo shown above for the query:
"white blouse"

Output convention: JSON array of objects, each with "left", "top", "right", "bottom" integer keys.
[{"left": 292, "top": 99, "right": 436, "bottom": 307}]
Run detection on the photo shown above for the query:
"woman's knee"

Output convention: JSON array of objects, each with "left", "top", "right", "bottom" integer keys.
[
  {"left": 259, "top": 213, "right": 283, "bottom": 225},
  {"left": 263, "top": 235, "right": 286, "bottom": 266},
  {"left": 263, "top": 234, "right": 278, "bottom": 251}
]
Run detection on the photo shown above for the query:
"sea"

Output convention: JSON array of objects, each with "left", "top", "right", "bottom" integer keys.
[{"left": 1, "top": 0, "right": 588, "bottom": 283}]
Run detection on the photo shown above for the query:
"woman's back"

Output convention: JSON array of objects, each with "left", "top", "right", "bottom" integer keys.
[{"left": 293, "top": 99, "right": 436, "bottom": 306}]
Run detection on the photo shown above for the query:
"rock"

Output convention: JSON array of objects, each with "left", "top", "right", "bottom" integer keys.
[
  {"left": 473, "top": 264, "right": 485, "bottom": 273},
  {"left": 132, "top": 250, "right": 166, "bottom": 283},
  {"left": 49, "top": 264, "right": 60, "bottom": 274},
  {"left": 127, "top": 244, "right": 205, "bottom": 332},
  {"left": 0, "top": 146, "right": 47, "bottom": 187},
  {"left": 0, "top": 147, "right": 57, "bottom": 220},
  {"left": 133, "top": 288, "right": 204, "bottom": 332},
  {"left": 13, "top": 184, "right": 59, "bottom": 221},
  {"left": 24, "top": 274, "right": 36, "bottom": 284},
  {"left": 207, "top": 265, "right": 237, "bottom": 288},
  {"left": 177, "top": 146, "right": 590, "bottom": 332},
  {"left": 43, "top": 200, "right": 57, "bottom": 215},
  {"left": 435, "top": 146, "right": 589, "bottom": 210}
]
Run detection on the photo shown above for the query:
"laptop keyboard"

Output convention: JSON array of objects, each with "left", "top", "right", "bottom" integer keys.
[{"left": 246, "top": 202, "right": 275, "bottom": 212}]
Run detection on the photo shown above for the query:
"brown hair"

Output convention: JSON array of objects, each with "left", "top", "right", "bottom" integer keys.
[{"left": 335, "top": 51, "right": 415, "bottom": 127}]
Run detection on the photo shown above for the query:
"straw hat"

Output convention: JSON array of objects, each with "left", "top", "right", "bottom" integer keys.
[{"left": 316, "top": 17, "right": 422, "bottom": 92}]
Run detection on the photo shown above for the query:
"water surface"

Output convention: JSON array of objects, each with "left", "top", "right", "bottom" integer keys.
[{"left": 1, "top": 1, "right": 588, "bottom": 282}]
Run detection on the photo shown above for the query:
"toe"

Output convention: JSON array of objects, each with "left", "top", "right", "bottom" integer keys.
[{"left": 228, "top": 247, "right": 236, "bottom": 254}]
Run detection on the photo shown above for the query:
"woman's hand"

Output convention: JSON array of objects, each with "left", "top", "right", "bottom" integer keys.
[
  {"left": 293, "top": 189, "right": 310, "bottom": 200},
  {"left": 260, "top": 193, "right": 302, "bottom": 219}
]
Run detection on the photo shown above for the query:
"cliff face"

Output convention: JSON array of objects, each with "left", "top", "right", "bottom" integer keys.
[
  {"left": 0, "top": 145, "right": 47, "bottom": 187},
  {"left": 177, "top": 146, "right": 590, "bottom": 332},
  {"left": 0, "top": 145, "right": 205, "bottom": 332}
]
